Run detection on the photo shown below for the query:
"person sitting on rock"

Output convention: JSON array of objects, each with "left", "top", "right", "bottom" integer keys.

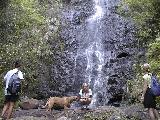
[{"left": 78, "top": 82, "right": 92, "bottom": 109}]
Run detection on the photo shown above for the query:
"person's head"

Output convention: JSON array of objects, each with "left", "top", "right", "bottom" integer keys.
[
  {"left": 14, "top": 60, "right": 21, "bottom": 68},
  {"left": 82, "top": 82, "right": 89, "bottom": 92},
  {"left": 142, "top": 63, "right": 150, "bottom": 73}
]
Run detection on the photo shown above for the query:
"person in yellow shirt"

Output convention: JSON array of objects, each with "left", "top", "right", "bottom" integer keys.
[{"left": 141, "top": 63, "right": 159, "bottom": 120}]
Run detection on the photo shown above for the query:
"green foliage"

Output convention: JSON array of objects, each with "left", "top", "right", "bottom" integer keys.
[
  {"left": 125, "top": 79, "right": 142, "bottom": 104},
  {"left": 119, "top": 0, "right": 160, "bottom": 105},
  {"left": 120, "top": 0, "right": 154, "bottom": 23},
  {"left": 123, "top": 64, "right": 143, "bottom": 104},
  {"left": 0, "top": 80, "right": 5, "bottom": 108},
  {"left": 0, "top": 0, "right": 62, "bottom": 101},
  {"left": 147, "top": 38, "right": 160, "bottom": 73},
  {"left": 119, "top": 0, "right": 160, "bottom": 44}
]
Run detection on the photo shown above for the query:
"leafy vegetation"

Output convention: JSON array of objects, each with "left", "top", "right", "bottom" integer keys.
[
  {"left": 119, "top": 0, "right": 160, "bottom": 104},
  {"left": 119, "top": 0, "right": 160, "bottom": 43},
  {"left": 147, "top": 38, "right": 160, "bottom": 72},
  {"left": 0, "top": 0, "right": 62, "bottom": 106}
]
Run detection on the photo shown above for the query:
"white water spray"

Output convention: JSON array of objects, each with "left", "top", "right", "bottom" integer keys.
[{"left": 85, "top": 0, "right": 107, "bottom": 107}]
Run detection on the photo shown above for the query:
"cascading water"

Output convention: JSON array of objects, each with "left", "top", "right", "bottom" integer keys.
[
  {"left": 49, "top": 0, "right": 136, "bottom": 107},
  {"left": 86, "top": 0, "right": 106, "bottom": 107},
  {"left": 74, "top": 0, "right": 110, "bottom": 107},
  {"left": 70, "top": 0, "right": 135, "bottom": 106}
]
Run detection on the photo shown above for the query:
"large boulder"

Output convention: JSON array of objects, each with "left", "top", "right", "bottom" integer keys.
[{"left": 19, "top": 98, "right": 40, "bottom": 110}]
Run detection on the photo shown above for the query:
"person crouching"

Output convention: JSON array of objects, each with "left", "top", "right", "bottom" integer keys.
[{"left": 78, "top": 83, "right": 92, "bottom": 110}]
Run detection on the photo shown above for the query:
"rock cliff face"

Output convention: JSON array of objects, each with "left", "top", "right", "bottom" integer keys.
[{"left": 38, "top": 0, "right": 137, "bottom": 106}]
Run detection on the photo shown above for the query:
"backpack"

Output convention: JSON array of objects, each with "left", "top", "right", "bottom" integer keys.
[
  {"left": 7, "top": 71, "right": 21, "bottom": 95},
  {"left": 150, "top": 74, "right": 160, "bottom": 96}
]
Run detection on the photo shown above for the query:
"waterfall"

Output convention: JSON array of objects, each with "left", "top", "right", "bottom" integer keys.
[
  {"left": 57, "top": 0, "right": 136, "bottom": 107},
  {"left": 85, "top": 0, "right": 107, "bottom": 107},
  {"left": 88, "top": 0, "right": 104, "bottom": 22}
]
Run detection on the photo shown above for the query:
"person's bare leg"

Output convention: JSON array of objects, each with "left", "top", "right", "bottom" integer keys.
[
  {"left": 1, "top": 102, "right": 10, "bottom": 117},
  {"left": 153, "top": 108, "right": 159, "bottom": 120},
  {"left": 6, "top": 102, "right": 15, "bottom": 120},
  {"left": 86, "top": 98, "right": 91, "bottom": 105},
  {"left": 80, "top": 99, "right": 86, "bottom": 105},
  {"left": 80, "top": 99, "right": 87, "bottom": 110},
  {"left": 149, "top": 108, "right": 156, "bottom": 120},
  {"left": 84, "top": 98, "right": 91, "bottom": 109}
]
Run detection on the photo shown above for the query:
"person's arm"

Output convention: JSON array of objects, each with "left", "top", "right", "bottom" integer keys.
[
  {"left": 4, "top": 72, "right": 9, "bottom": 81},
  {"left": 79, "top": 90, "right": 88, "bottom": 99},
  {"left": 79, "top": 89, "right": 83, "bottom": 99},
  {"left": 18, "top": 71, "right": 24, "bottom": 80},
  {"left": 141, "top": 79, "right": 148, "bottom": 100}
]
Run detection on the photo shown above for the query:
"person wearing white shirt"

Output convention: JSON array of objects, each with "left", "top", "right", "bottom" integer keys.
[
  {"left": 1, "top": 61, "right": 24, "bottom": 120},
  {"left": 78, "top": 83, "right": 92, "bottom": 109}
]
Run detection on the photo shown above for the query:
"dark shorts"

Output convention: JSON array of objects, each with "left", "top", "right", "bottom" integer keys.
[
  {"left": 143, "top": 88, "right": 156, "bottom": 108},
  {"left": 4, "top": 95, "right": 19, "bottom": 103}
]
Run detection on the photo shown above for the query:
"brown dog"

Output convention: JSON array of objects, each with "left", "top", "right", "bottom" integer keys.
[{"left": 43, "top": 96, "right": 78, "bottom": 112}]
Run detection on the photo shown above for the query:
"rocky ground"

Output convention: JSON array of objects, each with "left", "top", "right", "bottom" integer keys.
[{"left": 9, "top": 104, "right": 152, "bottom": 120}]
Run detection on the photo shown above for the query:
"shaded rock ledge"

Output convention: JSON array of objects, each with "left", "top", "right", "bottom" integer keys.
[{"left": 10, "top": 104, "right": 152, "bottom": 120}]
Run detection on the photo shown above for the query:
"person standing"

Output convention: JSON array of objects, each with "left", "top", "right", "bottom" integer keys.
[
  {"left": 1, "top": 61, "right": 24, "bottom": 120},
  {"left": 141, "top": 63, "right": 159, "bottom": 120}
]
